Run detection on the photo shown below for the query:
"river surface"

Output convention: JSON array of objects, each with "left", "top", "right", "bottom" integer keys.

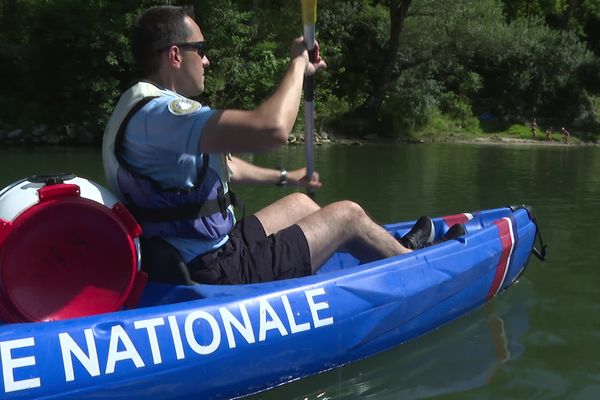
[{"left": 0, "top": 142, "right": 598, "bottom": 399}]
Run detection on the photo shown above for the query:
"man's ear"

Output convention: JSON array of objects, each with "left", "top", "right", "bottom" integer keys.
[{"left": 166, "top": 46, "right": 183, "bottom": 69}]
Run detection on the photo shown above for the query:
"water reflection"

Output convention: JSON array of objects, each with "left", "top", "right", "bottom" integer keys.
[{"left": 255, "top": 281, "right": 532, "bottom": 400}]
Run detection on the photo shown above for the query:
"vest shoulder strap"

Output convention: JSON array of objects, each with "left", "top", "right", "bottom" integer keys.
[
  {"left": 114, "top": 96, "right": 158, "bottom": 168},
  {"left": 114, "top": 96, "right": 240, "bottom": 221}
]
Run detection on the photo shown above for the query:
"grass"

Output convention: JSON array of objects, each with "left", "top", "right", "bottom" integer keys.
[{"left": 410, "top": 114, "right": 585, "bottom": 144}]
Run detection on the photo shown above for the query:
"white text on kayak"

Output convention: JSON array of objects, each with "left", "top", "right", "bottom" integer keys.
[{"left": 0, "top": 288, "right": 333, "bottom": 393}]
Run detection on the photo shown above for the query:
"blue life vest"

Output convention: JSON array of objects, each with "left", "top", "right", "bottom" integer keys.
[{"left": 102, "top": 82, "right": 236, "bottom": 241}]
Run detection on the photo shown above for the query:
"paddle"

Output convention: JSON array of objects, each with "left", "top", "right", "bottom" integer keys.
[{"left": 301, "top": 0, "right": 317, "bottom": 197}]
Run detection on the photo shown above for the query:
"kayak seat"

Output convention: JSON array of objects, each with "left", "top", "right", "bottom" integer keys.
[{"left": 140, "top": 237, "right": 196, "bottom": 286}]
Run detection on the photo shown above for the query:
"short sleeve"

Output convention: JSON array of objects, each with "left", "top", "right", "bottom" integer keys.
[{"left": 121, "top": 96, "right": 217, "bottom": 188}]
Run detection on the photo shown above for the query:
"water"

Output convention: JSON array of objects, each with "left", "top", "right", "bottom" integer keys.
[{"left": 1, "top": 143, "right": 598, "bottom": 399}]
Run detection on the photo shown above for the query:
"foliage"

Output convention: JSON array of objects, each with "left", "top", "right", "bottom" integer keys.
[
  {"left": 378, "top": 0, "right": 597, "bottom": 138},
  {"left": 500, "top": 0, "right": 600, "bottom": 56},
  {"left": 0, "top": 0, "right": 145, "bottom": 142},
  {"left": 193, "top": 0, "right": 258, "bottom": 108},
  {"left": 470, "top": 16, "right": 593, "bottom": 120},
  {"left": 574, "top": 91, "right": 600, "bottom": 135},
  {"left": 375, "top": 0, "right": 510, "bottom": 136},
  {"left": 1, "top": 0, "right": 599, "bottom": 144},
  {"left": 505, "top": 123, "right": 532, "bottom": 138}
]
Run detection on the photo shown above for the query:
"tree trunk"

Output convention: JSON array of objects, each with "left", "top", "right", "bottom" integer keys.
[{"left": 365, "top": 0, "right": 413, "bottom": 113}]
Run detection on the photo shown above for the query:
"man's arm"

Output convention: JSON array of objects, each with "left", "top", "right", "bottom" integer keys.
[
  {"left": 228, "top": 156, "right": 321, "bottom": 189},
  {"left": 199, "top": 38, "right": 325, "bottom": 154}
]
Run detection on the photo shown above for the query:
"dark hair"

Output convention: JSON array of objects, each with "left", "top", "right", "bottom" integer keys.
[{"left": 131, "top": 5, "right": 195, "bottom": 76}]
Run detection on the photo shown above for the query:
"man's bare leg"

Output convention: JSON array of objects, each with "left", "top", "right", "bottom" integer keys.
[
  {"left": 254, "top": 192, "right": 321, "bottom": 235},
  {"left": 254, "top": 194, "right": 411, "bottom": 272},
  {"left": 296, "top": 200, "right": 411, "bottom": 272}
]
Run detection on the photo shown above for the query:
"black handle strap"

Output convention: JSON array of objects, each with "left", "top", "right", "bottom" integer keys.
[
  {"left": 532, "top": 219, "right": 548, "bottom": 261},
  {"left": 509, "top": 204, "right": 547, "bottom": 262}
]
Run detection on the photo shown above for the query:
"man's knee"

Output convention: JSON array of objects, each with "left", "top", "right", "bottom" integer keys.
[
  {"left": 286, "top": 192, "right": 320, "bottom": 212},
  {"left": 330, "top": 200, "right": 366, "bottom": 221}
]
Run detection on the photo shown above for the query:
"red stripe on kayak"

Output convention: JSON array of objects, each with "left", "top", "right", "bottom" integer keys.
[
  {"left": 486, "top": 218, "right": 515, "bottom": 300},
  {"left": 443, "top": 213, "right": 470, "bottom": 227}
]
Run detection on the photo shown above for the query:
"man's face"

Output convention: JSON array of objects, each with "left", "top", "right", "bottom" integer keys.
[{"left": 177, "top": 16, "right": 210, "bottom": 97}]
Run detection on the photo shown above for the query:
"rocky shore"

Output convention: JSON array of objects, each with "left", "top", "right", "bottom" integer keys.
[{"left": 0, "top": 124, "right": 98, "bottom": 146}]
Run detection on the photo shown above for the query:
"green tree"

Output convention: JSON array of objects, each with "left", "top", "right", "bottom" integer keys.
[
  {"left": 0, "top": 0, "right": 144, "bottom": 142},
  {"left": 332, "top": 0, "right": 597, "bottom": 137},
  {"left": 1, "top": 0, "right": 599, "bottom": 143}
]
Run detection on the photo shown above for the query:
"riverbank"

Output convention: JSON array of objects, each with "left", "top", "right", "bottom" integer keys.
[
  {"left": 285, "top": 130, "right": 599, "bottom": 147},
  {"left": 1, "top": 123, "right": 597, "bottom": 147},
  {"left": 459, "top": 135, "right": 597, "bottom": 146}
]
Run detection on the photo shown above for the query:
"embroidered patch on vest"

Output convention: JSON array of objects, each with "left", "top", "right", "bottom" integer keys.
[{"left": 168, "top": 98, "right": 201, "bottom": 115}]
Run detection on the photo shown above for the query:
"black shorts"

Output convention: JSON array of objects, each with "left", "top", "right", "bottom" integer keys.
[{"left": 187, "top": 216, "right": 312, "bottom": 284}]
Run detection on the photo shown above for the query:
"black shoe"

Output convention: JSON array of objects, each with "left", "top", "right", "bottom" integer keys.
[
  {"left": 398, "top": 216, "right": 435, "bottom": 250},
  {"left": 422, "top": 223, "right": 466, "bottom": 248}
]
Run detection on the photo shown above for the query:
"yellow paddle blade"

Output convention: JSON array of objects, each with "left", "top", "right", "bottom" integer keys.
[{"left": 301, "top": 0, "right": 317, "bottom": 25}]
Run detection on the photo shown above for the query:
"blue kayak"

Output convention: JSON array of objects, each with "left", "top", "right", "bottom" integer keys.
[{"left": 0, "top": 205, "right": 544, "bottom": 399}]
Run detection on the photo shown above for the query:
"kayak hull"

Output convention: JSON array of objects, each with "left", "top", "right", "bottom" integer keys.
[{"left": 0, "top": 206, "right": 537, "bottom": 399}]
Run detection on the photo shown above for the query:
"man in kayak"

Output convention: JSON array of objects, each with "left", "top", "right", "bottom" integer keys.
[{"left": 102, "top": 5, "right": 464, "bottom": 284}]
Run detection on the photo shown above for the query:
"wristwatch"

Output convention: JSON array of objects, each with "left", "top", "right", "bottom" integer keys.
[{"left": 277, "top": 168, "right": 288, "bottom": 186}]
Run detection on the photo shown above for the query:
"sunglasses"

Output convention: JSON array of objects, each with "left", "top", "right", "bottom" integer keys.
[{"left": 175, "top": 41, "right": 206, "bottom": 58}]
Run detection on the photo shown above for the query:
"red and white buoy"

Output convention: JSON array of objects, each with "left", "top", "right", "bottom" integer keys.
[{"left": 0, "top": 173, "right": 146, "bottom": 323}]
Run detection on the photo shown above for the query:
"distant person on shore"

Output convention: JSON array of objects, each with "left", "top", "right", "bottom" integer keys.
[
  {"left": 561, "top": 127, "right": 570, "bottom": 144},
  {"left": 545, "top": 127, "right": 553, "bottom": 141},
  {"left": 531, "top": 118, "right": 537, "bottom": 139}
]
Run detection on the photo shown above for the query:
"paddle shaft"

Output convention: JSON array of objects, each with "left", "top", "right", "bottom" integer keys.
[{"left": 303, "top": 24, "right": 316, "bottom": 196}]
